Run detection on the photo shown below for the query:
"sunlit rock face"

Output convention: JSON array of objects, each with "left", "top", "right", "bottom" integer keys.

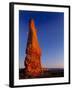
[{"left": 24, "top": 19, "right": 42, "bottom": 78}]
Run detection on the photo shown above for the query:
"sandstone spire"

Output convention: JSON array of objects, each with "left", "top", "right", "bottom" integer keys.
[{"left": 24, "top": 19, "right": 42, "bottom": 78}]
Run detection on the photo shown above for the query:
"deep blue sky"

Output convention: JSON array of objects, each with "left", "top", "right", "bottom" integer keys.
[{"left": 19, "top": 10, "right": 64, "bottom": 69}]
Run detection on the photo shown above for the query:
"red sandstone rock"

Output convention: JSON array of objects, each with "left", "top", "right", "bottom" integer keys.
[{"left": 24, "top": 19, "right": 42, "bottom": 77}]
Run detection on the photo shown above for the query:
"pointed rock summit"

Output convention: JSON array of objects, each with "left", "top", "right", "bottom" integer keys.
[{"left": 24, "top": 19, "right": 42, "bottom": 78}]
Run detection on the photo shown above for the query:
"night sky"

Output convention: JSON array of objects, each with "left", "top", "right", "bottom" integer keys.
[{"left": 19, "top": 10, "right": 64, "bottom": 69}]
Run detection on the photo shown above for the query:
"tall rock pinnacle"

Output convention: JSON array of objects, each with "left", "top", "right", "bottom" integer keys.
[{"left": 24, "top": 19, "right": 42, "bottom": 78}]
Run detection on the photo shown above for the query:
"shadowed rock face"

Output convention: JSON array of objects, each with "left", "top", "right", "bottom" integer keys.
[{"left": 24, "top": 19, "right": 42, "bottom": 77}]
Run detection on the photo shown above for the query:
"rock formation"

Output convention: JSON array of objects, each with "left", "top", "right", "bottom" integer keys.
[{"left": 24, "top": 18, "right": 42, "bottom": 78}]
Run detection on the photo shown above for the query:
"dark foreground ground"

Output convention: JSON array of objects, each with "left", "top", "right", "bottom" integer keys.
[{"left": 19, "top": 68, "right": 64, "bottom": 79}]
